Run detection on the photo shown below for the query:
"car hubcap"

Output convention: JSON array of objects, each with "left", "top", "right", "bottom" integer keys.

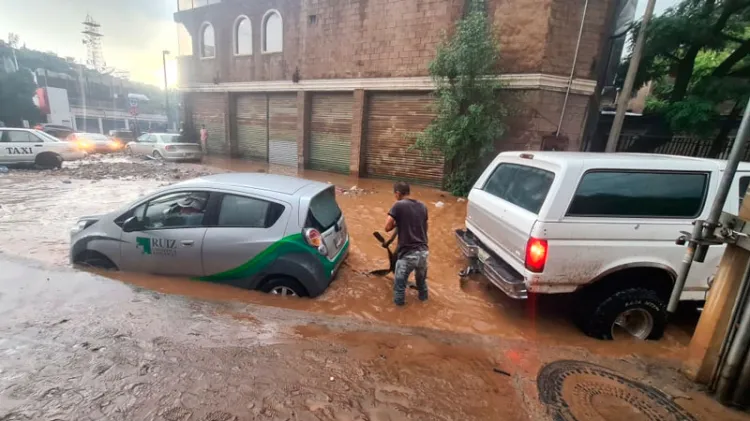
[
  {"left": 612, "top": 309, "right": 654, "bottom": 340},
  {"left": 270, "top": 286, "right": 297, "bottom": 297}
]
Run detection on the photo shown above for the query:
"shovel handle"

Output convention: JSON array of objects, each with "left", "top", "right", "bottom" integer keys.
[{"left": 373, "top": 232, "right": 386, "bottom": 244}]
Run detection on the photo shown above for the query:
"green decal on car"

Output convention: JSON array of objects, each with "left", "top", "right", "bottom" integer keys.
[
  {"left": 198, "top": 233, "right": 349, "bottom": 282},
  {"left": 136, "top": 237, "right": 152, "bottom": 255}
]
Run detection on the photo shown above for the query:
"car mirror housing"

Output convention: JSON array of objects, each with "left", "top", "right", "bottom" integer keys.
[{"left": 122, "top": 216, "right": 141, "bottom": 233}]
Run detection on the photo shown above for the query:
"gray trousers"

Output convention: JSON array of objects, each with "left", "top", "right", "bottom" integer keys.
[{"left": 394, "top": 250, "right": 429, "bottom": 304}]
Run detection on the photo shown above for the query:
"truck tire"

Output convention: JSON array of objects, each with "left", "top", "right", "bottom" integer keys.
[{"left": 580, "top": 288, "right": 667, "bottom": 340}]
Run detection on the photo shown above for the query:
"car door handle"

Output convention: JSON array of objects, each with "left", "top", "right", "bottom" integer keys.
[
  {"left": 34, "top": 144, "right": 42, "bottom": 147},
  {"left": 181, "top": 240, "right": 195, "bottom": 246}
]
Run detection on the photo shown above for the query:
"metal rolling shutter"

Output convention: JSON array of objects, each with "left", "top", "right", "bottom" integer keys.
[
  {"left": 364, "top": 93, "right": 443, "bottom": 186},
  {"left": 309, "top": 93, "right": 353, "bottom": 173},
  {"left": 268, "top": 94, "right": 298, "bottom": 167},
  {"left": 192, "top": 93, "right": 227, "bottom": 156},
  {"left": 236, "top": 94, "right": 268, "bottom": 161}
]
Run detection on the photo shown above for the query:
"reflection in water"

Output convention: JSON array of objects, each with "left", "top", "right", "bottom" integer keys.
[{"left": 0, "top": 157, "right": 696, "bottom": 358}]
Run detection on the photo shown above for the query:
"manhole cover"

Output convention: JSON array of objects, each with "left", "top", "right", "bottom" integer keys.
[{"left": 537, "top": 360, "right": 696, "bottom": 421}]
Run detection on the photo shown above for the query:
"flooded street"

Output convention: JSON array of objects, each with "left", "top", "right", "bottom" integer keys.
[
  {"left": 0, "top": 155, "right": 745, "bottom": 420},
  {"left": 0, "top": 156, "right": 695, "bottom": 357}
]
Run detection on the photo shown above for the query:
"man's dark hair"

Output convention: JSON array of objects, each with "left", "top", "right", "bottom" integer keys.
[{"left": 393, "top": 181, "right": 410, "bottom": 196}]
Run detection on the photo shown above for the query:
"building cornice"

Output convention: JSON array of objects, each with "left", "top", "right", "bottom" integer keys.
[{"left": 178, "top": 73, "right": 597, "bottom": 95}]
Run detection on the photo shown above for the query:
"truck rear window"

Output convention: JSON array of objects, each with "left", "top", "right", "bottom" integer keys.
[
  {"left": 306, "top": 187, "right": 342, "bottom": 231},
  {"left": 482, "top": 163, "right": 555, "bottom": 214}
]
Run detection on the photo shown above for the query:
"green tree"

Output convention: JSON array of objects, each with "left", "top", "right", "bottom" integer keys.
[
  {"left": 624, "top": 0, "right": 750, "bottom": 156},
  {"left": 0, "top": 70, "right": 41, "bottom": 127},
  {"left": 412, "top": 0, "right": 508, "bottom": 196}
]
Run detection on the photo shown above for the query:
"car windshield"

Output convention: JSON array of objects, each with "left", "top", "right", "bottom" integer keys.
[
  {"left": 34, "top": 130, "right": 61, "bottom": 142},
  {"left": 307, "top": 187, "right": 342, "bottom": 231}
]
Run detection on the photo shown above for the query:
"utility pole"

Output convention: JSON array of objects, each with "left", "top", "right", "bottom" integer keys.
[
  {"left": 8, "top": 33, "right": 19, "bottom": 71},
  {"left": 162, "top": 50, "right": 171, "bottom": 131},
  {"left": 604, "top": 0, "right": 657, "bottom": 152}
]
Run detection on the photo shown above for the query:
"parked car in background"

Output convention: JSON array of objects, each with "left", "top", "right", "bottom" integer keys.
[
  {"left": 70, "top": 173, "right": 350, "bottom": 297},
  {"left": 125, "top": 133, "right": 203, "bottom": 162},
  {"left": 67, "top": 132, "right": 123, "bottom": 154},
  {"left": 35, "top": 124, "right": 75, "bottom": 140},
  {"left": 0, "top": 127, "right": 84, "bottom": 167},
  {"left": 456, "top": 151, "right": 750, "bottom": 341},
  {"left": 109, "top": 129, "right": 136, "bottom": 146}
]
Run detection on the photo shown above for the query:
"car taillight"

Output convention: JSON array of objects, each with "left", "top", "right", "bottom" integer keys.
[
  {"left": 525, "top": 237, "right": 548, "bottom": 273},
  {"left": 165, "top": 145, "right": 176, "bottom": 151},
  {"left": 303, "top": 228, "right": 327, "bottom": 255}
]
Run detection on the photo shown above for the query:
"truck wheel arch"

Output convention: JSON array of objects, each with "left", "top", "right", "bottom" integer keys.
[{"left": 583, "top": 263, "right": 676, "bottom": 301}]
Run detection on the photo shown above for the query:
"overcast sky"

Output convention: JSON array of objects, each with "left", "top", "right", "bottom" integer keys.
[
  {"left": 0, "top": 0, "right": 178, "bottom": 88},
  {"left": 636, "top": 0, "right": 680, "bottom": 18}
]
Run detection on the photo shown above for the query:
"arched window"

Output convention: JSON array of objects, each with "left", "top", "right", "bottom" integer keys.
[
  {"left": 262, "top": 10, "right": 283, "bottom": 53},
  {"left": 234, "top": 16, "right": 252, "bottom": 56},
  {"left": 200, "top": 22, "right": 215, "bottom": 58}
]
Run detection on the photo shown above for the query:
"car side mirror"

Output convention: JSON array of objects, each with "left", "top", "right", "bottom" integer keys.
[{"left": 122, "top": 216, "right": 142, "bottom": 233}]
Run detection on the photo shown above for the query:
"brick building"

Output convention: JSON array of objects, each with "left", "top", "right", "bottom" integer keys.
[{"left": 174, "top": 0, "right": 616, "bottom": 185}]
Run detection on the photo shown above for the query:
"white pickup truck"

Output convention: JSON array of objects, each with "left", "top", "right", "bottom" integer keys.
[{"left": 456, "top": 151, "right": 750, "bottom": 340}]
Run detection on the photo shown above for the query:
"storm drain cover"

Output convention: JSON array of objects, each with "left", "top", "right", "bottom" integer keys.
[{"left": 537, "top": 360, "right": 696, "bottom": 421}]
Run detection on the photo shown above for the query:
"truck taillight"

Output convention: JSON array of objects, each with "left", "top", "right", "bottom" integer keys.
[
  {"left": 525, "top": 237, "right": 548, "bottom": 273},
  {"left": 165, "top": 145, "right": 176, "bottom": 151}
]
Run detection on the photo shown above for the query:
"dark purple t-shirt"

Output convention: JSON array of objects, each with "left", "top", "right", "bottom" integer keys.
[{"left": 388, "top": 199, "right": 428, "bottom": 258}]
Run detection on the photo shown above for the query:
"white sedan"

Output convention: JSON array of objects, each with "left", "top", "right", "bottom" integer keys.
[
  {"left": 126, "top": 133, "right": 203, "bottom": 162},
  {"left": 0, "top": 127, "right": 84, "bottom": 168}
]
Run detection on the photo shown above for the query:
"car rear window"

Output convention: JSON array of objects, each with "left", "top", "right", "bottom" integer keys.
[
  {"left": 482, "top": 163, "right": 555, "bottom": 214},
  {"left": 217, "top": 194, "right": 284, "bottom": 228},
  {"left": 567, "top": 171, "right": 708, "bottom": 218},
  {"left": 306, "top": 187, "right": 342, "bottom": 231},
  {"left": 162, "top": 134, "right": 184, "bottom": 143}
]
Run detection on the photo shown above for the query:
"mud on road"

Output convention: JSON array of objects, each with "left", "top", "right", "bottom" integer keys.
[
  {"left": 0, "top": 156, "right": 748, "bottom": 420},
  {"left": 0, "top": 155, "right": 695, "bottom": 357}
]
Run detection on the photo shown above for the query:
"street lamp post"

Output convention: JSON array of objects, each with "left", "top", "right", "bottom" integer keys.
[{"left": 162, "top": 50, "right": 171, "bottom": 130}]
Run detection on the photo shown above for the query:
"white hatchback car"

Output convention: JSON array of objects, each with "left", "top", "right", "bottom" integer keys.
[
  {"left": 456, "top": 151, "right": 750, "bottom": 340},
  {"left": 0, "top": 127, "right": 83, "bottom": 167}
]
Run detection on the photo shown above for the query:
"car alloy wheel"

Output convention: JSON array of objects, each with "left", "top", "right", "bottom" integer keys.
[{"left": 269, "top": 286, "right": 298, "bottom": 296}]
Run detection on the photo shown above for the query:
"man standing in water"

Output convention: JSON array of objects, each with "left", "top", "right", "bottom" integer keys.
[
  {"left": 384, "top": 181, "right": 429, "bottom": 306},
  {"left": 199, "top": 125, "right": 208, "bottom": 153}
]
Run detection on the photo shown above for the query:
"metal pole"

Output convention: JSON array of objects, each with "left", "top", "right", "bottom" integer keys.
[
  {"left": 716, "top": 268, "right": 750, "bottom": 402},
  {"left": 731, "top": 341, "right": 750, "bottom": 406},
  {"left": 668, "top": 98, "right": 750, "bottom": 313},
  {"left": 604, "top": 0, "right": 657, "bottom": 152},
  {"left": 556, "top": 0, "right": 589, "bottom": 137},
  {"left": 163, "top": 50, "right": 171, "bottom": 131}
]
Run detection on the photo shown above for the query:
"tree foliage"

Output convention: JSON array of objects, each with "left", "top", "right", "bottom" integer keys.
[
  {"left": 0, "top": 70, "right": 41, "bottom": 127},
  {"left": 412, "top": 1, "right": 508, "bottom": 196},
  {"left": 624, "top": 0, "right": 750, "bottom": 155}
]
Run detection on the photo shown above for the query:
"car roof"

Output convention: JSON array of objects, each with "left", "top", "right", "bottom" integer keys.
[
  {"left": 174, "top": 173, "right": 330, "bottom": 196},
  {"left": 499, "top": 151, "right": 750, "bottom": 172},
  {"left": 0, "top": 128, "right": 36, "bottom": 132}
]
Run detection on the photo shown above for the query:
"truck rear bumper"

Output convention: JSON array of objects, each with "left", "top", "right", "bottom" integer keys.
[{"left": 455, "top": 229, "right": 528, "bottom": 299}]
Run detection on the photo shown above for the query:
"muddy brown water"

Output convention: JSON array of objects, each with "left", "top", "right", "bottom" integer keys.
[{"left": 0, "top": 156, "right": 697, "bottom": 359}]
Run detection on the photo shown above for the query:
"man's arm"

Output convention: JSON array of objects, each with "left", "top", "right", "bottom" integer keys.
[
  {"left": 384, "top": 228, "right": 397, "bottom": 247},
  {"left": 385, "top": 215, "right": 397, "bottom": 233}
]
